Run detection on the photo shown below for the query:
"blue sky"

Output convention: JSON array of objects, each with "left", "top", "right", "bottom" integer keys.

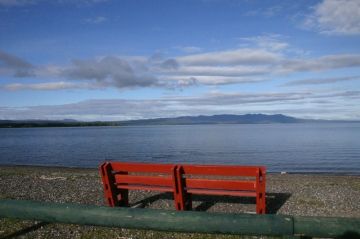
[{"left": 0, "top": 0, "right": 359, "bottom": 120}]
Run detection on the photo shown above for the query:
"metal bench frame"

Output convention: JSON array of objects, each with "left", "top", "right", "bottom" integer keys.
[{"left": 100, "top": 161, "right": 266, "bottom": 214}]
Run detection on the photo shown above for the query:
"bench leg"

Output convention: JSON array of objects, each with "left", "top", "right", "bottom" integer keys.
[
  {"left": 261, "top": 169, "right": 266, "bottom": 214},
  {"left": 117, "top": 171, "right": 129, "bottom": 207},
  {"left": 173, "top": 166, "right": 184, "bottom": 210},
  {"left": 256, "top": 168, "right": 266, "bottom": 214},
  {"left": 256, "top": 192, "right": 265, "bottom": 214},
  {"left": 117, "top": 189, "right": 129, "bottom": 206},
  {"left": 173, "top": 166, "right": 192, "bottom": 210},
  {"left": 185, "top": 193, "right": 192, "bottom": 210},
  {"left": 100, "top": 162, "right": 119, "bottom": 207}
]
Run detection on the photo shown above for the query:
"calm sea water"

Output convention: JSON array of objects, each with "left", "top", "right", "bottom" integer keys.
[{"left": 0, "top": 123, "right": 359, "bottom": 174}]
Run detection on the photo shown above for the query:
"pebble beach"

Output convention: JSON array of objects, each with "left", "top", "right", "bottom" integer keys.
[{"left": 0, "top": 166, "right": 359, "bottom": 239}]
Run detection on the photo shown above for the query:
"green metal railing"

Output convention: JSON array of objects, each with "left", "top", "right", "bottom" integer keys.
[{"left": 0, "top": 199, "right": 359, "bottom": 238}]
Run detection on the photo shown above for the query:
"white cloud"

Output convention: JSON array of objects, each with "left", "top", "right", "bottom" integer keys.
[
  {"left": 164, "top": 75, "right": 264, "bottom": 85},
  {"left": 3, "top": 82, "right": 96, "bottom": 91},
  {"left": 176, "top": 46, "right": 203, "bottom": 53},
  {"left": 177, "top": 48, "right": 281, "bottom": 66},
  {"left": 62, "top": 56, "right": 163, "bottom": 88},
  {"left": 278, "top": 54, "right": 360, "bottom": 73},
  {"left": 84, "top": 16, "right": 107, "bottom": 24},
  {"left": 160, "top": 65, "right": 269, "bottom": 77},
  {"left": 239, "top": 34, "right": 289, "bottom": 52},
  {"left": 283, "top": 75, "right": 360, "bottom": 86},
  {"left": 243, "top": 5, "right": 283, "bottom": 18},
  {"left": 263, "top": 6, "right": 282, "bottom": 17},
  {"left": 305, "top": 0, "right": 360, "bottom": 35}
]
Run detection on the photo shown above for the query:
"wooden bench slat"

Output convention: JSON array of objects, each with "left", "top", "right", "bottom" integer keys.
[
  {"left": 115, "top": 174, "right": 173, "bottom": 187},
  {"left": 110, "top": 162, "right": 175, "bottom": 173},
  {"left": 181, "top": 165, "right": 262, "bottom": 177},
  {"left": 117, "top": 184, "right": 174, "bottom": 192},
  {"left": 185, "top": 178, "right": 256, "bottom": 191},
  {"left": 187, "top": 189, "right": 257, "bottom": 197}
]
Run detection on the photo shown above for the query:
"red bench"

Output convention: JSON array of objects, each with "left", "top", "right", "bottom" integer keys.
[
  {"left": 99, "top": 162, "right": 177, "bottom": 207},
  {"left": 100, "top": 161, "right": 266, "bottom": 214}
]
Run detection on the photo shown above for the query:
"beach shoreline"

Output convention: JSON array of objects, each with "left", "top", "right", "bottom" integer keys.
[
  {"left": 1, "top": 164, "right": 359, "bottom": 176},
  {"left": 0, "top": 165, "right": 359, "bottom": 238}
]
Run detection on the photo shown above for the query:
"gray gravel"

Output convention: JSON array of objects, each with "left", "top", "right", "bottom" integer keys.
[{"left": 0, "top": 166, "right": 359, "bottom": 238}]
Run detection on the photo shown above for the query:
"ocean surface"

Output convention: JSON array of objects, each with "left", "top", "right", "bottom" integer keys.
[{"left": 0, "top": 123, "right": 359, "bottom": 174}]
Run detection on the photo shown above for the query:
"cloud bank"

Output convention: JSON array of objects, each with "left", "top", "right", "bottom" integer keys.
[
  {"left": 1, "top": 90, "right": 359, "bottom": 121},
  {"left": 0, "top": 50, "right": 34, "bottom": 77},
  {"left": 305, "top": 0, "right": 360, "bottom": 35},
  {"left": 63, "top": 56, "right": 162, "bottom": 88},
  {"left": 283, "top": 75, "right": 360, "bottom": 86},
  {"left": 2, "top": 43, "right": 360, "bottom": 91}
]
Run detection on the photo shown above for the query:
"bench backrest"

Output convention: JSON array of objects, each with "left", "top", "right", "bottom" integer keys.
[
  {"left": 100, "top": 161, "right": 266, "bottom": 214},
  {"left": 100, "top": 162, "right": 177, "bottom": 207},
  {"left": 177, "top": 164, "right": 266, "bottom": 213}
]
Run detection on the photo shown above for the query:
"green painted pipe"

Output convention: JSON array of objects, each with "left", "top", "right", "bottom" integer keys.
[
  {"left": 0, "top": 199, "right": 359, "bottom": 238},
  {"left": 0, "top": 199, "right": 292, "bottom": 236},
  {"left": 294, "top": 216, "right": 360, "bottom": 238}
]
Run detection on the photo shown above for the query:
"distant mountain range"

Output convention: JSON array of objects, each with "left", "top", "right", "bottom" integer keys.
[
  {"left": 0, "top": 114, "right": 358, "bottom": 128},
  {"left": 120, "top": 114, "right": 303, "bottom": 125}
]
